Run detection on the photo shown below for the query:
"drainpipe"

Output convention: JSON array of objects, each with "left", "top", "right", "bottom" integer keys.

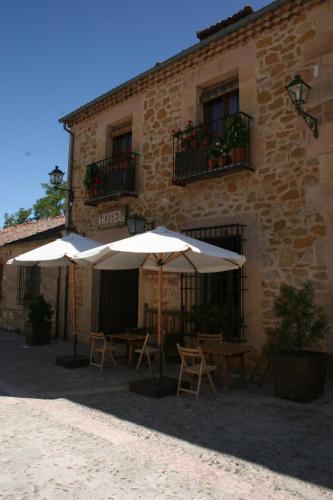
[
  {"left": 62, "top": 123, "right": 75, "bottom": 339},
  {"left": 63, "top": 123, "right": 74, "bottom": 232}
]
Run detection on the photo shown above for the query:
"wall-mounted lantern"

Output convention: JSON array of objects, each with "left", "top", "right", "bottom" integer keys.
[
  {"left": 48, "top": 166, "right": 74, "bottom": 202},
  {"left": 286, "top": 74, "right": 318, "bottom": 138},
  {"left": 126, "top": 214, "right": 147, "bottom": 235}
]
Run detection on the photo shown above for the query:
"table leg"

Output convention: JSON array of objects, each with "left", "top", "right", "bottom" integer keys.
[
  {"left": 240, "top": 354, "right": 246, "bottom": 384},
  {"left": 222, "top": 356, "right": 229, "bottom": 392},
  {"left": 128, "top": 342, "right": 133, "bottom": 368}
]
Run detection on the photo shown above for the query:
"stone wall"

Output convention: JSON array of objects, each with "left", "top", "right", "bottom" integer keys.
[
  {"left": 67, "top": 0, "right": 333, "bottom": 353},
  {"left": 0, "top": 241, "right": 63, "bottom": 336}
]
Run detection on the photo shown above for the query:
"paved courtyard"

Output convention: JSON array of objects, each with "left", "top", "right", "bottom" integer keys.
[{"left": 0, "top": 330, "right": 332, "bottom": 499}]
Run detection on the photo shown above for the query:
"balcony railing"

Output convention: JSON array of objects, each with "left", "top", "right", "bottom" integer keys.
[
  {"left": 172, "top": 112, "right": 253, "bottom": 185},
  {"left": 84, "top": 153, "right": 138, "bottom": 206}
]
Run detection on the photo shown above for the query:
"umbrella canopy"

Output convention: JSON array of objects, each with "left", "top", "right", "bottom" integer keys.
[
  {"left": 74, "top": 226, "right": 246, "bottom": 378},
  {"left": 73, "top": 226, "right": 246, "bottom": 272},
  {"left": 7, "top": 232, "right": 102, "bottom": 267},
  {"left": 6, "top": 232, "right": 102, "bottom": 359}
]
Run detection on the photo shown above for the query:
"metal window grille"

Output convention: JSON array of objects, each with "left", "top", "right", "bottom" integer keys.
[
  {"left": 17, "top": 266, "right": 41, "bottom": 305},
  {"left": 181, "top": 224, "right": 246, "bottom": 342}
]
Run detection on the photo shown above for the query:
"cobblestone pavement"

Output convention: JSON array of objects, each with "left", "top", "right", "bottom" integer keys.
[{"left": 0, "top": 330, "right": 332, "bottom": 500}]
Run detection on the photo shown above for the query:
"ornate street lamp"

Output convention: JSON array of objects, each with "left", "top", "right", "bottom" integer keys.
[
  {"left": 126, "top": 214, "right": 147, "bottom": 235},
  {"left": 48, "top": 166, "right": 74, "bottom": 202},
  {"left": 286, "top": 74, "right": 318, "bottom": 138}
]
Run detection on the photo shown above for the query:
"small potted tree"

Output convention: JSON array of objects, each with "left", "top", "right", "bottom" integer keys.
[
  {"left": 25, "top": 295, "right": 53, "bottom": 346},
  {"left": 224, "top": 114, "right": 248, "bottom": 164},
  {"left": 182, "top": 304, "right": 229, "bottom": 333},
  {"left": 267, "top": 281, "right": 329, "bottom": 402}
]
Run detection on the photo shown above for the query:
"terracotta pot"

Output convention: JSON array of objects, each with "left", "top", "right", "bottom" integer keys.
[
  {"left": 231, "top": 147, "right": 246, "bottom": 164},
  {"left": 207, "top": 158, "right": 217, "bottom": 170},
  {"left": 217, "top": 156, "right": 226, "bottom": 168}
]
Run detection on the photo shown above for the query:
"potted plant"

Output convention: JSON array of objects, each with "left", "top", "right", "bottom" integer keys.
[
  {"left": 84, "top": 163, "right": 98, "bottom": 189},
  {"left": 25, "top": 295, "right": 53, "bottom": 346},
  {"left": 267, "top": 281, "right": 329, "bottom": 402},
  {"left": 192, "top": 124, "right": 209, "bottom": 152},
  {"left": 182, "top": 304, "right": 229, "bottom": 333},
  {"left": 224, "top": 114, "right": 248, "bottom": 164},
  {"left": 209, "top": 137, "right": 230, "bottom": 168},
  {"left": 206, "top": 142, "right": 219, "bottom": 170}
]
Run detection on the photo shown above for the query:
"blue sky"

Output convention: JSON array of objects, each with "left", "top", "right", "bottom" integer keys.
[{"left": 0, "top": 0, "right": 271, "bottom": 227}]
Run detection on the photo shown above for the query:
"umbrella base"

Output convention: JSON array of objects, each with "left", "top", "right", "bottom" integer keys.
[
  {"left": 129, "top": 376, "right": 178, "bottom": 398},
  {"left": 55, "top": 355, "right": 89, "bottom": 369}
]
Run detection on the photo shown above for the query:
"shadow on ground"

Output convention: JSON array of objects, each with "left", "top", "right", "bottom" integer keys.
[{"left": 1, "top": 330, "right": 332, "bottom": 492}]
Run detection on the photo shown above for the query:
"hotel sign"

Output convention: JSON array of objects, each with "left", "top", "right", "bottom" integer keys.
[{"left": 97, "top": 206, "right": 127, "bottom": 228}]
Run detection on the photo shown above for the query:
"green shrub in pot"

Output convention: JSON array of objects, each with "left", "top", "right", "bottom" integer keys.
[
  {"left": 25, "top": 295, "right": 53, "bottom": 346},
  {"left": 182, "top": 303, "right": 231, "bottom": 334},
  {"left": 267, "top": 281, "right": 329, "bottom": 402}
]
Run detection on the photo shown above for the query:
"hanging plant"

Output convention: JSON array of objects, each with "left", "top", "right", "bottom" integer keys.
[{"left": 84, "top": 163, "right": 101, "bottom": 188}]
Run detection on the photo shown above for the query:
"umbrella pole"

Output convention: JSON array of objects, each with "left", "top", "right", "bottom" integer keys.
[
  {"left": 72, "top": 262, "right": 77, "bottom": 359},
  {"left": 157, "top": 264, "right": 163, "bottom": 383}
]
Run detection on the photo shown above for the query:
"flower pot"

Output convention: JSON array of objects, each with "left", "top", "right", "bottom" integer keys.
[
  {"left": 217, "top": 156, "right": 227, "bottom": 168},
  {"left": 271, "top": 351, "right": 327, "bottom": 402},
  {"left": 230, "top": 147, "right": 246, "bottom": 164},
  {"left": 207, "top": 158, "right": 217, "bottom": 170},
  {"left": 25, "top": 320, "right": 52, "bottom": 346}
]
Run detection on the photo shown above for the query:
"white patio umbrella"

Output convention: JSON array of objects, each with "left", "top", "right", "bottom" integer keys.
[
  {"left": 74, "top": 226, "right": 246, "bottom": 379},
  {"left": 7, "top": 232, "right": 102, "bottom": 360}
]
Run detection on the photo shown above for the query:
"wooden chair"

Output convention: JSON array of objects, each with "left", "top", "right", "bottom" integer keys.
[
  {"left": 198, "top": 333, "right": 223, "bottom": 367},
  {"left": 135, "top": 333, "right": 165, "bottom": 372},
  {"left": 176, "top": 343, "right": 217, "bottom": 400},
  {"left": 89, "top": 332, "right": 117, "bottom": 370}
]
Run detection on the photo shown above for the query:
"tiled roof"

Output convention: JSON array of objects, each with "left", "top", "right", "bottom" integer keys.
[
  {"left": 59, "top": 0, "right": 303, "bottom": 126},
  {"left": 196, "top": 6, "right": 254, "bottom": 41},
  {"left": 0, "top": 216, "right": 65, "bottom": 246}
]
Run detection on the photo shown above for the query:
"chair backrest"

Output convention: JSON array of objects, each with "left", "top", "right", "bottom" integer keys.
[
  {"left": 198, "top": 332, "right": 223, "bottom": 345},
  {"left": 90, "top": 332, "right": 105, "bottom": 342},
  {"left": 177, "top": 344, "right": 207, "bottom": 370}
]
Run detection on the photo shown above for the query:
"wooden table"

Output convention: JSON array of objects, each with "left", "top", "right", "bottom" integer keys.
[
  {"left": 110, "top": 333, "right": 145, "bottom": 367},
  {"left": 201, "top": 342, "right": 251, "bottom": 392}
]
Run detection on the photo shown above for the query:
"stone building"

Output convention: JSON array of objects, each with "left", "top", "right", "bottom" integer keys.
[
  {"left": 59, "top": 0, "right": 333, "bottom": 354},
  {"left": 0, "top": 216, "right": 65, "bottom": 335}
]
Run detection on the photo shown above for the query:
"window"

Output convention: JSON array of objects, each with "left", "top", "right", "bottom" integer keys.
[
  {"left": 17, "top": 266, "right": 41, "bottom": 305},
  {"left": 106, "top": 121, "right": 132, "bottom": 158},
  {"left": 113, "top": 131, "right": 132, "bottom": 157},
  {"left": 202, "top": 79, "right": 239, "bottom": 135},
  {"left": 181, "top": 224, "right": 245, "bottom": 342}
]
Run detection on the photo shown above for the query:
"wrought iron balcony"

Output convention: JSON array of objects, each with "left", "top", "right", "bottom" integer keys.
[
  {"left": 84, "top": 153, "right": 138, "bottom": 206},
  {"left": 172, "top": 112, "right": 253, "bottom": 186}
]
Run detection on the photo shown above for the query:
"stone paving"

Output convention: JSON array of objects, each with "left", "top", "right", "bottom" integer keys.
[{"left": 0, "top": 330, "right": 332, "bottom": 499}]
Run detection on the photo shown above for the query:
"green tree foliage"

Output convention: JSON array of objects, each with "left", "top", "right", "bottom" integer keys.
[
  {"left": 2, "top": 182, "right": 66, "bottom": 228},
  {"left": 33, "top": 182, "right": 66, "bottom": 220},
  {"left": 267, "top": 281, "right": 329, "bottom": 353},
  {"left": 3, "top": 208, "right": 32, "bottom": 228}
]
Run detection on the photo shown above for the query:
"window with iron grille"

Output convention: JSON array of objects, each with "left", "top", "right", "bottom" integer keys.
[
  {"left": 181, "top": 224, "right": 245, "bottom": 342},
  {"left": 17, "top": 266, "right": 41, "bottom": 305}
]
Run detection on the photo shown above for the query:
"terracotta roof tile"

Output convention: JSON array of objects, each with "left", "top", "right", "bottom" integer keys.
[
  {"left": 196, "top": 6, "right": 254, "bottom": 41},
  {"left": 0, "top": 216, "right": 65, "bottom": 246}
]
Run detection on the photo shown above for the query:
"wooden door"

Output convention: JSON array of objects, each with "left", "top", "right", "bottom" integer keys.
[{"left": 99, "top": 269, "right": 138, "bottom": 334}]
